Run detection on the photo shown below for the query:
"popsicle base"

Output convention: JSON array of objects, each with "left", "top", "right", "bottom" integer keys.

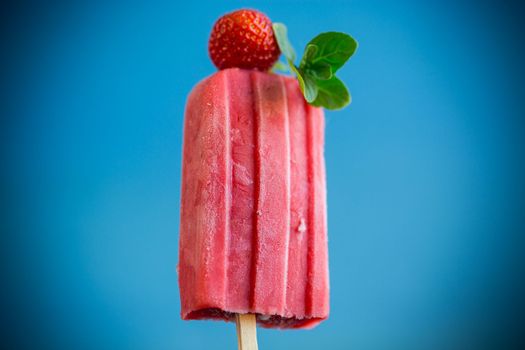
[{"left": 186, "top": 308, "right": 324, "bottom": 329}]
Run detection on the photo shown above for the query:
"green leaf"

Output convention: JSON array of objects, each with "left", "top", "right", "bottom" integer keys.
[
  {"left": 289, "top": 60, "right": 318, "bottom": 102},
  {"left": 271, "top": 60, "right": 289, "bottom": 73},
  {"left": 272, "top": 23, "right": 296, "bottom": 62},
  {"left": 302, "top": 74, "right": 319, "bottom": 103},
  {"left": 272, "top": 25, "right": 356, "bottom": 110},
  {"left": 311, "top": 76, "right": 351, "bottom": 110},
  {"left": 288, "top": 61, "right": 305, "bottom": 91},
  {"left": 305, "top": 62, "right": 332, "bottom": 80},
  {"left": 301, "top": 44, "right": 318, "bottom": 66},
  {"left": 301, "top": 32, "right": 357, "bottom": 74}
]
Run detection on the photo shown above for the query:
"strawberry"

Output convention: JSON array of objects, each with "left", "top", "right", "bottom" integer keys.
[{"left": 208, "top": 9, "right": 281, "bottom": 71}]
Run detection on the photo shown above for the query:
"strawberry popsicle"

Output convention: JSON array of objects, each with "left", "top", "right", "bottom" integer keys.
[
  {"left": 178, "top": 68, "right": 329, "bottom": 329},
  {"left": 177, "top": 8, "right": 356, "bottom": 339}
]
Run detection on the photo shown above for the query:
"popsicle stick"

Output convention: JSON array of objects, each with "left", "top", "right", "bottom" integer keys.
[{"left": 236, "top": 314, "right": 258, "bottom": 350}]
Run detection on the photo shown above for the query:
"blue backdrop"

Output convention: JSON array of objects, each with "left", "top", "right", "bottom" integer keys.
[{"left": 2, "top": 0, "right": 525, "bottom": 349}]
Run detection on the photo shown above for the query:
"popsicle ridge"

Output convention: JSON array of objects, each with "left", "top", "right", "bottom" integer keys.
[
  {"left": 251, "top": 71, "right": 291, "bottom": 317},
  {"left": 305, "top": 102, "right": 329, "bottom": 317}
]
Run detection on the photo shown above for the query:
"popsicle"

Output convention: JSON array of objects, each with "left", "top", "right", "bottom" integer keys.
[{"left": 178, "top": 67, "right": 329, "bottom": 329}]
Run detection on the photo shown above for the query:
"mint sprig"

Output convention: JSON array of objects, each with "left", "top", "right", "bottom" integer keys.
[{"left": 272, "top": 23, "right": 357, "bottom": 110}]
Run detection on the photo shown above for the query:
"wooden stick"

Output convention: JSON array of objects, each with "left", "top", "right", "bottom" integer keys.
[{"left": 236, "top": 314, "right": 258, "bottom": 350}]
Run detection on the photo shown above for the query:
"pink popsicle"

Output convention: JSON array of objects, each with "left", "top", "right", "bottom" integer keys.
[{"left": 178, "top": 68, "right": 329, "bottom": 329}]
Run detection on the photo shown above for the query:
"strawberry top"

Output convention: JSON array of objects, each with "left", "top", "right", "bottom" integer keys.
[
  {"left": 208, "top": 9, "right": 280, "bottom": 71},
  {"left": 207, "top": 9, "right": 358, "bottom": 110}
]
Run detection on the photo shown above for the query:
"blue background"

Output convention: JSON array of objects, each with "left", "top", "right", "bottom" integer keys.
[{"left": 2, "top": 0, "right": 525, "bottom": 349}]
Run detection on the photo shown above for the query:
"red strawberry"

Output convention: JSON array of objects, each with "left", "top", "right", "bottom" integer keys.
[{"left": 208, "top": 9, "right": 281, "bottom": 71}]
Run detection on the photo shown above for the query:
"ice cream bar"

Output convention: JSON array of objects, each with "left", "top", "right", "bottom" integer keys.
[{"left": 178, "top": 68, "right": 329, "bottom": 329}]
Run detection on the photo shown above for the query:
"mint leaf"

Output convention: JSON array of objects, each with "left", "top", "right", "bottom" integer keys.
[
  {"left": 311, "top": 76, "right": 351, "bottom": 110},
  {"left": 288, "top": 61, "right": 305, "bottom": 92},
  {"left": 301, "top": 32, "right": 357, "bottom": 74},
  {"left": 273, "top": 24, "right": 357, "bottom": 110},
  {"left": 301, "top": 44, "right": 318, "bottom": 65},
  {"left": 289, "top": 61, "right": 318, "bottom": 102},
  {"left": 302, "top": 74, "right": 319, "bottom": 103},
  {"left": 305, "top": 62, "right": 332, "bottom": 80},
  {"left": 272, "top": 23, "right": 296, "bottom": 62}
]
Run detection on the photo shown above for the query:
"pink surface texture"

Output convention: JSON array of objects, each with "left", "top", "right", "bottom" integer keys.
[{"left": 179, "top": 68, "right": 329, "bottom": 329}]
